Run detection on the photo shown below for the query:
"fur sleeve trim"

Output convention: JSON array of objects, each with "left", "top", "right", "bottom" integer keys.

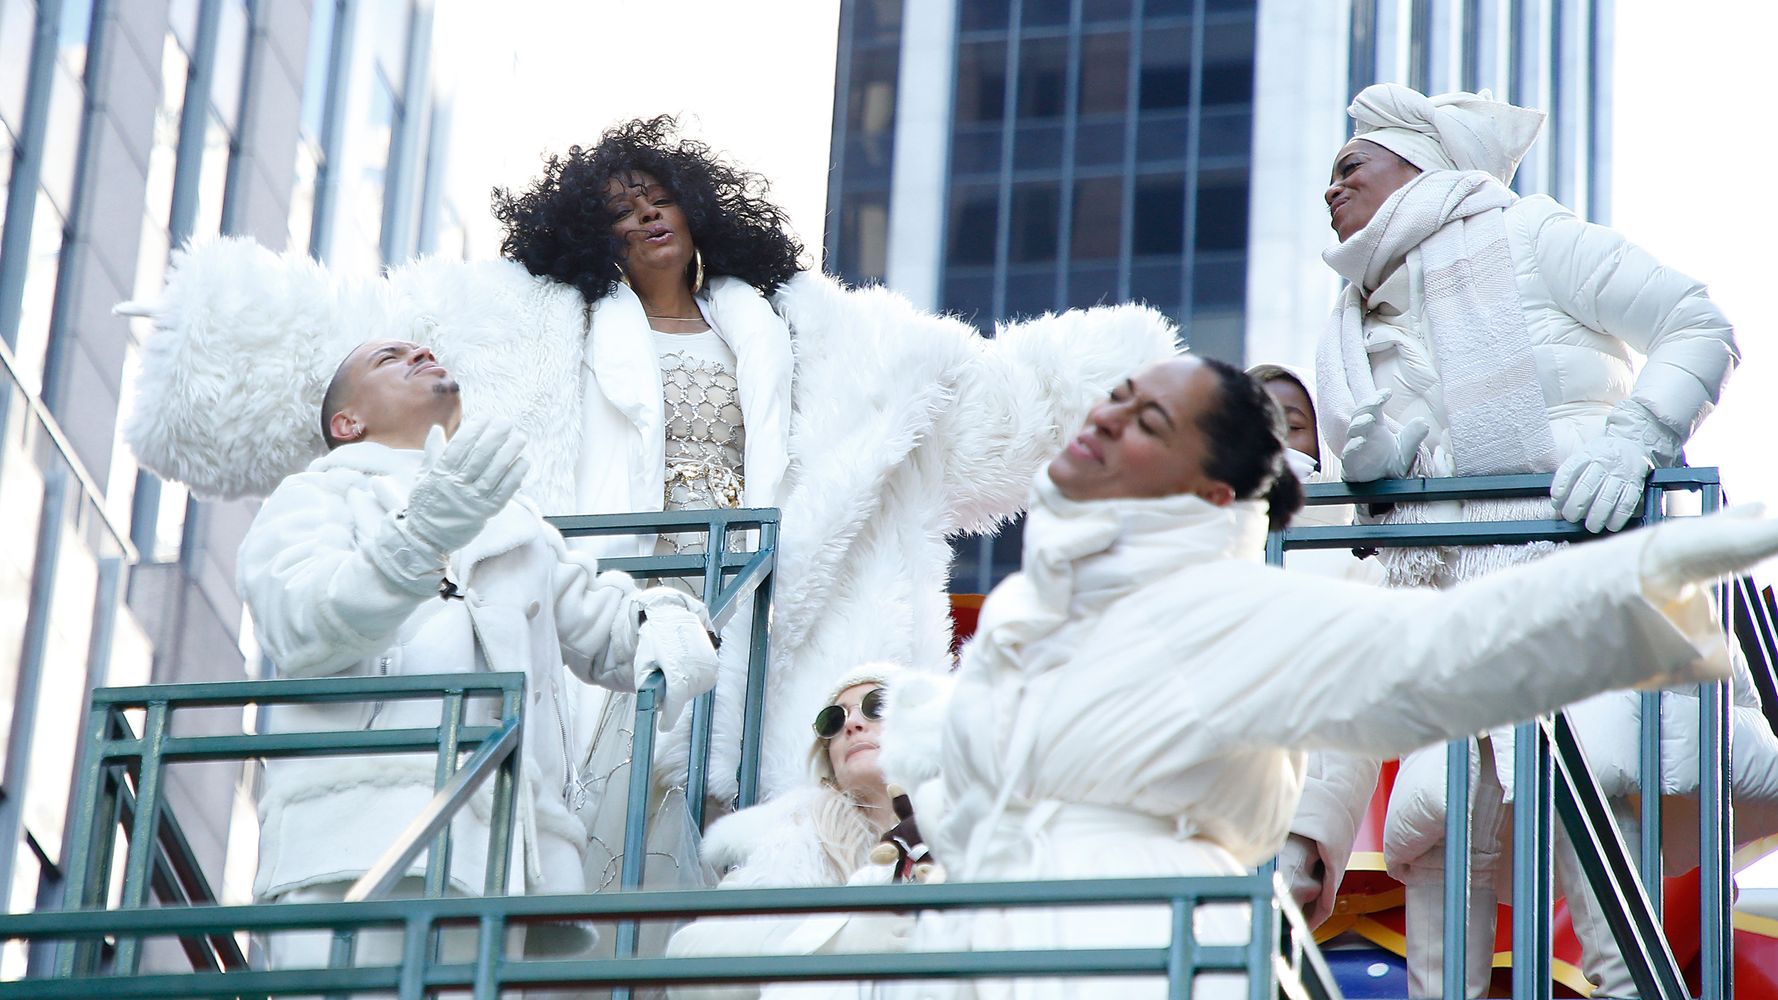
[
  {"left": 942, "top": 304, "right": 1181, "bottom": 534},
  {"left": 124, "top": 237, "right": 357, "bottom": 499},
  {"left": 699, "top": 786, "right": 837, "bottom": 888}
]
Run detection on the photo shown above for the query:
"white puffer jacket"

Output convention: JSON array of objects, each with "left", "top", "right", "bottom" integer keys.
[
  {"left": 1358, "top": 195, "right": 1736, "bottom": 475},
  {"left": 1319, "top": 196, "right": 1778, "bottom": 876},
  {"left": 127, "top": 241, "right": 1179, "bottom": 805},
  {"left": 241, "top": 442, "right": 656, "bottom": 900}
]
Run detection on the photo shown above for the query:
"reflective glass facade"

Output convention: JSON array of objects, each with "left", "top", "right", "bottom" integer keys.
[{"left": 0, "top": 0, "right": 461, "bottom": 968}]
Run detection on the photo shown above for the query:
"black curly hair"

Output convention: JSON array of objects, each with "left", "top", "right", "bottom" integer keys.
[{"left": 493, "top": 115, "right": 805, "bottom": 303}]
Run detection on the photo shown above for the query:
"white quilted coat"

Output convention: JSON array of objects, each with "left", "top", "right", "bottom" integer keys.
[
  {"left": 1312, "top": 196, "right": 1778, "bottom": 877},
  {"left": 126, "top": 240, "right": 1179, "bottom": 806}
]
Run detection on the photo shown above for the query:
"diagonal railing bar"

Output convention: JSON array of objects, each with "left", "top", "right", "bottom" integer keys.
[
  {"left": 112, "top": 772, "right": 251, "bottom": 972},
  {"left": 1546, "top": 713, "right": 1689, "bottom": 1000},
  {"left": 344, "top": 716, "right": 522, "bottom": 903}
]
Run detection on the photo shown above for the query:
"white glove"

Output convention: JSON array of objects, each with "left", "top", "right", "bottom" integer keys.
[
  {"left": 631, "top": 590, "right": 718, "bottom": 731},
  {"left": 1640, "top": 503, "right": 1778, "bottom": 597},
  {"left": 1274, "top": 834, "right": 1337, "bottom": 928},
  {"left": 1283, "top": 448, "right": 1319, "bottom": 482},
  {"left": 1551, "top": 435, "right": 1653, "bottom": 533},
  {"left": 400, "top": 418, "right": 529, "bottom": 558},
  {"left": 1340, "top": 390, "right": 1429, "bottom": 482}
]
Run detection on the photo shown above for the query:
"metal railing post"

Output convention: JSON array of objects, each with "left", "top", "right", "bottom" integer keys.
[
  {"left": 613, "top": 672, "right": 666, "bottom": 1000},
  {"left": 1548, "top": 713, "right": 1687, "bottom": 1000},
  {"left": 112, "top": 700, "right": 171, "bottom": 973},
  {"left": 737, "top": 517, "right": 779, "bottom": 809},
  {"left": 1639, "top": 477, "right": 1667, "bottom": 915},
  {"left": 1698, "top": 480, "right": 1734, "bottom": 1000},
  {"left": 1511, "top": 719, "right": 1553, "bottom": 1000},
  {"left": 1441, "top": 738, "right": 1471, "bottom": 1000}
]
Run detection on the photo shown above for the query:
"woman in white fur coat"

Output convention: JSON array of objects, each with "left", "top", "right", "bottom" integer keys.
[
  {"left": 665, "top": 662, "right": 919, "bottom": 999},
  {"left": 122, "top": 117, "right": 1176, "bottom": 825},
  {"left": 877, "top": 355, "right": 1778, "bottom": 1000},
  {"left": 1314, "top": 84, "right": 1774, "bottom": 996}
]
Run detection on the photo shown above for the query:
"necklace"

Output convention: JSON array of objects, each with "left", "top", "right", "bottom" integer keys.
[{"left": 645, "top": 314, "right": 705, "bottom": 322}]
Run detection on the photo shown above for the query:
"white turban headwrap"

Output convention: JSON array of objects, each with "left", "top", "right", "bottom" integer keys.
[{"left": 1346, "top": 83, "right": 1546, "bottom": 185}]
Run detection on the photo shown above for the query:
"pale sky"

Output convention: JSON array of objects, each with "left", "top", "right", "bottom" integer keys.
[{"left": 431, "top": 0, "right": 841, "bottom": 262}]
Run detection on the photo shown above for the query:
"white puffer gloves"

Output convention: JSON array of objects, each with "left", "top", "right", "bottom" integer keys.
[
  {"left": 1551, "top": 435, "right": 1651, "bottom": 532},
  {"left": 631, "top": 589, "right": 719, "bottom": 731},
  {"left": 1340, "top": 389, "right": 1430, "bottom": 482},
  {"left": 367, "top": 418, "right": 529, "bottom": 593},
  {"left": 1274, "top": 834, "right": 1337, "bottom": 927},
  {"left": 1552, "top": 403, "right": 1685, "bottom": 533}
]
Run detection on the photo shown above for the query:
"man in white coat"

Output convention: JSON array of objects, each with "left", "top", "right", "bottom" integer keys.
[{"left": 241, "top": 339, "right": 719, "bottom": 973}]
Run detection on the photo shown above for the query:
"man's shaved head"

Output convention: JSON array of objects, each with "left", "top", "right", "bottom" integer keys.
[{"left": 320, "top": 340, "right": 461, "bottom": 451}]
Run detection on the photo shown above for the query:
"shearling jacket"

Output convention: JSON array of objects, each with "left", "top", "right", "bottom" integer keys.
[{"left": 240, "top": 441, "right": 652, "bottom": 899}]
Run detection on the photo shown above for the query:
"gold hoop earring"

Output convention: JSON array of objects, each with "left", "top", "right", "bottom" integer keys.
[
  {"left": 618, "top": 268, "right": 631, "bottom": 288},
  {"left": 691, "top": 249, "right": 705, "bottom": 294}
]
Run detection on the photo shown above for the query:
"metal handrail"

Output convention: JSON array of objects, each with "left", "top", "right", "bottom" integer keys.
[
  {"left": 1270, "top": 468, "right": 1736, "bottom": 1000},
  {"left": 55, "top": 674, "right": 526, "bottom": 979},
  {"left": 0, "top": 875, "right": 1336, "bottom": 999}
]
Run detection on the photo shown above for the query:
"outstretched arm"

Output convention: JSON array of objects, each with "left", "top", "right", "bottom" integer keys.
[
  {"left": 1196, "top": 508, "right": 1778, "bottom": 761},
  {"left": 937, "top": 306, "right": 1180, "bottom": 533}
]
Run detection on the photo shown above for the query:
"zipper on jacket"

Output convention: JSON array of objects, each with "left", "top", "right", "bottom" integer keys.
[{"left": 365, "top": 655, "right": 391, "bottom": 729}]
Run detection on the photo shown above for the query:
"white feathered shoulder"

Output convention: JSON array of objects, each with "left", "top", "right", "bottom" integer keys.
[
  {"left": 122, "top": 238, "right": 589, "bottom": 504},
  {"left": 123, "top": 238, "right": 359, "bottom": 499}
]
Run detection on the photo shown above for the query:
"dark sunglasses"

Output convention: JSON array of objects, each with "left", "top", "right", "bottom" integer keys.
[{"left": 813, "top": 687, "right": 887, "bottom": 739}]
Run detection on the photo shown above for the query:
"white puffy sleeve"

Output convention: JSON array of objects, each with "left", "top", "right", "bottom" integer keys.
[
  {"left": 237, "top": 471, "right": 439, "bottom": 677},
  {"left": 1522, "top": 197, "right": 1738, "bottom": 463}
]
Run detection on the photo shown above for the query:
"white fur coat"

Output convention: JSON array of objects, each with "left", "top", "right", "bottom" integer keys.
[{"left": 124, "top": 239, "right": 1179, "bottom": 805}]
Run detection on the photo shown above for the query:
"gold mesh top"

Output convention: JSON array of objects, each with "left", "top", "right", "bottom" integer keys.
[{"left": 654, "top": 329, "right": 745, "bottom": 557}]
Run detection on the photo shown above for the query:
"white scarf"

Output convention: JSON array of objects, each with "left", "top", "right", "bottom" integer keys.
[
  {"left": 1316, "top": 170, "right": 1558, "bottom": 586},
  {"left": 956, "top": 471, "right": 1269, "bottom": 874}
]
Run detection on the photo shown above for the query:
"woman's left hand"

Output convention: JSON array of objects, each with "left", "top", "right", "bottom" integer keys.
[{"left": 1551, "top": 435, "right": 1653, "bottom": 532}]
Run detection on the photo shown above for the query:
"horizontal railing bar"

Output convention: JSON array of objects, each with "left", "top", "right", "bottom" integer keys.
[
  {"left": 1282, "top": 519, "right": 1597, "bottom": 549},
  {"left": 1300, "top": 467, "right": 1717, "bottom": 506},
  {"left": 0, "top": 947, "right": 1242, "bottom": 998},
  {"left": 467, "top": 947, "right": 1235, "bottom": 987},
  {"left": 594, "top": 553, "right": 756, "bottom": 576},
  {"left": 91, "top": 672, "right": 523, "bottom": 707},
  {"left": 99, "top": 726, "right": 505, "bottom": 762},
  {"left": 0, "top": 878, "right": 1274, "bottom": 936},
  {"left": 548, "top": 507, "right": 780, "bottom": 536},
  {"left": 345, "top": 717, "right": 522, "bottom": 902}
]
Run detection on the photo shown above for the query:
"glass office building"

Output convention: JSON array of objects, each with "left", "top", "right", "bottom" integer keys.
[
  {"left": 828, "top": 0, "right": 1610, "bottom": 590},
  {"left": 0, "top": 0, "right": 464, "bottom": 970}
]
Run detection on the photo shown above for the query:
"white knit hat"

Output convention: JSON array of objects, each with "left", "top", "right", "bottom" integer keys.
[
  {"left": 806, "top": 661, "right": 907, "bottom": 784},
  {"left": 1347, "top": 83, "right": 1545, "bottom": 185}
]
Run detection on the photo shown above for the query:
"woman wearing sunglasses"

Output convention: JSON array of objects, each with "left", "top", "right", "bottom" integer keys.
[
  {"left": 665, "top": 663, "right": 923, "bottom": 998},
  {"left": 879, "top": 354, "right": 1778, "bottom": 1000}
]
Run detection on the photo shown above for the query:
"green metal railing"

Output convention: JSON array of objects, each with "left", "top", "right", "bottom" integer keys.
[
  {"left": 1268, "top": 467, "right": 1752, "bottom": 1000},
  {"left": 0, "top": 874, "right": 1337, "bottom": 998},
  {"left": 55, "top": 672, "right": 526, "bottom": 979},
  {"left": 0, "top": 503, "right": 1354, "bottom": 997}
]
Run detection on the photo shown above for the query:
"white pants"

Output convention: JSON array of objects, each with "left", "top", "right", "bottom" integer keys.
[{"left": 1402, "top": 748, "right": 1640, "bottom": 999}]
